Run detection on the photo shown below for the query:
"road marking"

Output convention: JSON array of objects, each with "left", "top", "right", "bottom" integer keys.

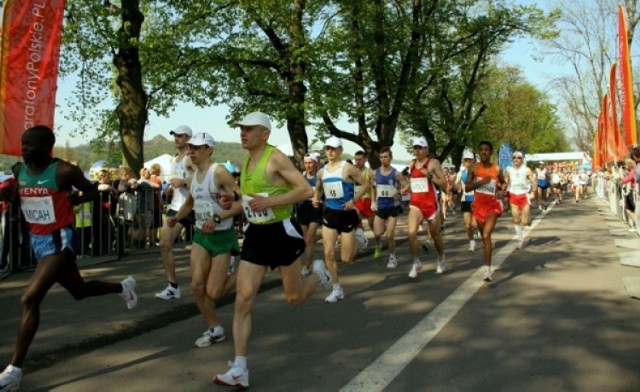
[{"left": 340, "top": 207, "right": 548, "bottom": 392}]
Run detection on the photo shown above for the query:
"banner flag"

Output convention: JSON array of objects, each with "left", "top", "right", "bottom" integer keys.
[
  {"left": 0, "top": 0, "right": 65, "bottom": 156},
  {"left": 618, "top": 4, "right": 638, "bottom": 148}
]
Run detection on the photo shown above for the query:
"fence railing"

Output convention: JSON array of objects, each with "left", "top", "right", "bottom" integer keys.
[{"left": 1, "top": 187, "right": 193, "bottom": 272}]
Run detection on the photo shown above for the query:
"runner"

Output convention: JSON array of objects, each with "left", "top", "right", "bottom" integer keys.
[
  {"left": 403, "top": 136, "right": 447, "bottom": 278},
  {"left": 166, "top": 132, "right": 242, "bottom": 348},
  {"left": 371, "top": 147, "right": 407, "bottom": 268},
  {"left": 465, "top": 141, "right": 505, "bottom": 282},
  {"left": 298, "top": 152, "right": 323, "bottom": 276},
  {"left": 504, "top": 151, "right": 537, "bottom": 249},
  {"left": 0, "top": 126, "right": 137, "bottom": 391},
  {"left": 535, "top": 161, "right": 550, "bottom": 210},
  {"left": 213, "top": 112, "right": 331, "bottom": 388},
  {"left": 155, "top": 125, "right": 195, "bottom": 300},
  {"left": 454, "top": 151, "right": 477, "bottom": 252},
  {"left": 312, "top": 136, "right": 368, "bottom": 303},
  {"left": 353, "top": 150, "right": 373, "bottom": 251}
]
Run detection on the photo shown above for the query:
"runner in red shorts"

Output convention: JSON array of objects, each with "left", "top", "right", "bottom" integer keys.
[
  {"left": 504, "top": 151, "right": 537, "bottom": 249},
  {"left": 402, "top": 136, "right": 448, "bottom": 278},
  {"left": 465, "top": 141, "right": 505, "bottom": 282}
]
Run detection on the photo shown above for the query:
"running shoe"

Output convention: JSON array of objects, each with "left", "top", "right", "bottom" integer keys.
[
  {"left": 355, "top": 229, "right": 368, "bottom": 250},
  {"left": 436, "top": 256, "right": 446, "bottom": 274},
  {"left": 386, "top": 254, "right": 398, "bottom": 269},
  {"left": 374, "top": 245, "right": 382, "bottom": 258},
  {"left": 119, "top": 276, "right": 137, "bottom": 310},
  {"left": 301, "top": 266, "right": 311, "bottom": 277},
  {"left": 214, "top": 362, "right": 249, "bottom": 388},
  {"left": 469, "top": 239, "right": 476, "bottom": 252},
  {"left": 483, "top": 269, "right": 493, "bottom": 282},
  {"left": 325, "top": 287, "right": 345, "bottom": 303},
  {"left": 312, "top": 259, "right": 332, "bottom": 288},
  {"left": 0, "top": 365, "right": 21, "bottom": 392},
  {"left": 194, "top": 328, "right": 226, "bottom": 348},
  {"left": 408, "top": 261, "right": 423, "bottom": 278},
  {"left": 155, "top": 284, "right": 181, "bottom": 300},
  {"left": 517, "top": 240, "right": 525, "bottom": 250}
]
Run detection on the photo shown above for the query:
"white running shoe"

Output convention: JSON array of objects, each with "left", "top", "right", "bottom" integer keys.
[
  {"left": 468, "top": 240, "right": 476, "bottom": 252},
  {"left": 436, "top": 256, "right": 446, "bottom": 274},
  {"left": 0, "top": 365, "right": 21, "bottom": 392},
  {"left": 386, "top": 255, "right": 398, "bottom": 269},
  {"left": 119, "top": 276, "right": 137, "bottom": 310},
  {"left": 355, "top": 228, "right": 368, "bottom": 250},
  {"left": 325, "top": 287, "right": 345, "bottom": 303},
  {"left": 194, "top": 328, "right": 226, "bottom": 348},
  {"left": 214, "top": 362, "right": 249, "bottom": 388},
  {"left": 483, "top": 269, "right": 493, "bottom": 282},
  {"left": 408, "top": 261, "right": 423, "bottom": 278},
  {"left": 301, "top": 266, "right": 311, "bottom": 277},
  {"left": 155, "top": 284, "right": 181, "bottom": 300},
  {"left": 312, "top": 259, "right": 332, "bottom": 288},
  {"left": 517, "top": 240, "right": 525, "bottom": 250}
]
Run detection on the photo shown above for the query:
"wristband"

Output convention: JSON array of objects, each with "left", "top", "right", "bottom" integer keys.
[{"left": 213, "top": 214, "right": 222, "bottom": 224}]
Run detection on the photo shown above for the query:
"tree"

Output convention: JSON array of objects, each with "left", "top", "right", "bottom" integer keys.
[
  {"left": 400, "top": 2, "right": 558, "bottom": 165},
  {"left": 543, "top": 0, "right": 640, "bottom": 154},
  {"left": 475, "top": 65, "right": 569, "bottom": 157}
]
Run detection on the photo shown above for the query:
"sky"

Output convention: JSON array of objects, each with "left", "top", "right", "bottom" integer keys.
[{"left": 52, "top": 0, "right": 563, "bottom": 163}]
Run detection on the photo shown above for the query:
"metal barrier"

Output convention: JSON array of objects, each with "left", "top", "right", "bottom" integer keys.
[
  {"left": 596, "top": 174, "right": 638, "bottom": 233},
  {"left": 1, "top": 186, "right": 194, "bottom": 273}
]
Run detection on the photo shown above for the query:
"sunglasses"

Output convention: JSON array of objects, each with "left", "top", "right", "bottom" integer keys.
[{"left": 512, "top": 156, "right": 522, "bottom": 160}]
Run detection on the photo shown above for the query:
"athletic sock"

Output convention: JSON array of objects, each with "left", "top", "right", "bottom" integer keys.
[
  {"left": 234, "top": 356, "right": 247, "bottom": 370},
  {"left": 169, "top": 281, "right": 178, "bottom": 289}
]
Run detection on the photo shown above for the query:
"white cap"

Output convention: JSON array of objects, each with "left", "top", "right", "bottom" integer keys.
[
  {"left": 170, "top": 125, "right": 192, "bottom": 137},
  {"left": 232, "top": 112, "right": 272, "bottom": 131},
  {"left": 512, "top": 151, "right": 524, "bottom": 158},
  {"left": 412, "top": 136, "right": 428, "bottom": 148},
  {"left": 325, "top": 136, "right": 343, "bottom": 148},
  {"left": 538, "top": 161, "right": 544, "bottom": 165},
  {"left": 304, "top": 152, "right": 318, "bottom": 162},
  {"left": 188, "top": 132, "right": 215, "bottom": 147},
  {"left": 462, "top": 151, "right": 474, "bottom": 160}
]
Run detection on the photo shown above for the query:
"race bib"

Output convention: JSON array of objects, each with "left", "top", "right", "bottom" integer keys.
[
  {"left": 410, "top": 177, "right": 429, "bottom": 193},
  {"left": 376, "top": 184, "right": 397, "bottom": 198},
  {"left": 242, "top": 193, "right": 276, "bottom": 223},
  {"left": 323, "top": 181, "right": 345, "bottom": 199},
  {"left": 21, "top": 196, "right": 57, "bottom": 224},
  {"left": 476, "top": 178, "right": 496, "bottom": 195},
  {"left": 194, "top": 199, "right": 214, "bottom": 222}
]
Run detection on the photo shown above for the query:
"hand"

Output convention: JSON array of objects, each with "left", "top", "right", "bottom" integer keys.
[
  {"left": 218, "top": 193, "right": 234, "bottom": 210},
  {"left": 167, "top": 217, "right": 178, "bottom": 228},
  {"left": 343, "top": 199, "right": 356, "bottom": 211},
  {"left": 201, "top": 218, "right": 216, "bottom": 234},
  {"left": 312, "top": 197, "right": 320, "bottom": 208},
  {"left": 246, "top": 193, "right": 271, "bottom": 213},
  {"left": 371, "top": 201, "right": 378, "bottom": 211}
]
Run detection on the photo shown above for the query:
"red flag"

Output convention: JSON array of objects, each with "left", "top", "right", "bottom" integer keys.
[
  {"left": 609, "top": 63, "right": 626, "bottom": 159},
  {"left": 0, "top": 0, "right": 65, "bottom": 156},
  {"left": 618, "top": 5, "right": 638, "bottom": 148}
]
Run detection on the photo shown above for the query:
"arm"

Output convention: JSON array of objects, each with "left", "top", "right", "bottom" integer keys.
[
  {"left": 312, "top": 168, "right": 324, "bottom": 208},
  {"left": 58, "top": 161, "right": 97, "bottom": 205},
  {"left": 213, "top": 165, "right": 243, "bottom": 220},
  {"left": 425, "top": 159, "right": 447, "bottom": 190},
  {"left": 167, "top": 192, "right": 194, "bottom": 227}
]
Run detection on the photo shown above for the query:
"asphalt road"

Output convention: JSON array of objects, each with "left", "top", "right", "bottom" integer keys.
[{"left": 1, "top": 196, "right": 638, "bottom": 391}]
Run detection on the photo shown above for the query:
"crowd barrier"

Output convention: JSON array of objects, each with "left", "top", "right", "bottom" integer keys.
[
  {"left": 0, "top": 187, "right": 193, "bottom": 272},
  {"left": 594, "top": 175, "right": 639, "bottom": 232}
]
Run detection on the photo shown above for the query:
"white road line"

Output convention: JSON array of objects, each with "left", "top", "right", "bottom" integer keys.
[{"left": 340, "top": 207, "right": 549, "bottom": 392}]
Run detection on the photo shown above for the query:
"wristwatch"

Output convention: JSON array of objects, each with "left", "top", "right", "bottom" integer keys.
[
  {"left": 233, "top": 191, "right": 240, "bottom": 201},
  {"left": 213, "top": 214, "right": 222, "bottom": 224}
]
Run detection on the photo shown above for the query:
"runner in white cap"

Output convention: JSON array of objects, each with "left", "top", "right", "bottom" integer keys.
[
  {"left": 504, "top": 151, "right": 537, "bottom": 249},
  {"left": 454, "top": 150, "right": 478, "bottom": 252},
  {"left": 214, "top": 112, "right": 331, "bottom": 388}
]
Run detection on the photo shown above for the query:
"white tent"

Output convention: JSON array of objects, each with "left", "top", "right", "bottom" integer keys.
[
  {"left": 526, "top": 152, "right": 591, "bottom": 163},
  {"left": 144, "top": 154, "right": 173, "bottom": 182}
]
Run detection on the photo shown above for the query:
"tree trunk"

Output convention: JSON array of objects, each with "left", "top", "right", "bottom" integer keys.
[{"left": 114, "top": 0, "right": 148, "bottom": 175}]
